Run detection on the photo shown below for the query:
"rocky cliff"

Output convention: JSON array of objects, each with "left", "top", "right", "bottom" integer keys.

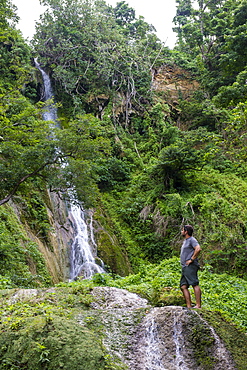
[
  {"left": 8, "top": 191, "right": 72, "bottom": 284},
  {"left": 152, "top": 65, "right": 199, "bottom": 108},
  {"left": 8, "top": 187, "right": 131, "bottom": 284}
]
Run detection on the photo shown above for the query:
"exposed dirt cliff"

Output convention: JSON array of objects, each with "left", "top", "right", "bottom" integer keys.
[{"left": 152, "top": 64, "right": 199, "bottom": 108}]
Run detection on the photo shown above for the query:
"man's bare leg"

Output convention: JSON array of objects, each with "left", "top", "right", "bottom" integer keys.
[
  {"left": 181, "top": 284, "right": 192, "bottom": 308},
  {"left": 192, "top": 285, "right": 201, "bottom": 308}
]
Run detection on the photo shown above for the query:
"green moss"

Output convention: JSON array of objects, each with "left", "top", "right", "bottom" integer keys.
[
  {"left": 154, "top": 287, "right": 185, "bottom": 306},
  {"left": 199, "top": 311, "right": 247, "bottom": 370},
  {"left": 0, "top": 204, "right": 52, "bottom": 288},
  {"left": 16, "top": 189, "right": 53, "bottom": 248},
  {"left": 0, "top": 286, "right": 129, "bottom": 369},
  {"left": 94, "top": 204, "right": 132, "bottom": 276},
  {"left": 187, "top": 313, "right": 216, "bottom": 370},
  {"left": 0, "top": 316, "right": 115, "bottom": 370}
]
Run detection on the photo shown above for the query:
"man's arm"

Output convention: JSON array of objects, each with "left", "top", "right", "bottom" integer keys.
[
  {"left": 186, "top": 244, "right": 201, "bottom": 265},
  {"left": 191, "top": 244, "right": 201, "bottom": 261}
]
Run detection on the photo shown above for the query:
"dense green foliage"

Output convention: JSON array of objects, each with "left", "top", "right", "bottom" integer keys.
[
  {"left": 173, "top": 0, "right": 247, "bottom": 91},
  {"left": 0, "top": 286, "right": 120, "bottom": 370},
  {"left": 33, "top": 0, "right": 167, "bottom": 117},
  {"left": 0, "top": 317, "right": 112, "bottom": 370},
  {"left": 0, "top": 204, "right": 51, "bottom": 288},
  {"left": 1, "top": 1, "right": 247, "bottom": 367},
  {"left": 0, "top": 0, "right": 247, "bottom": 298}
]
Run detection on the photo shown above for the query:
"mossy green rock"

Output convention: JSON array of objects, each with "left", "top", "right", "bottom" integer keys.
[
  {"left": 0, "top": 286, "right": 246, "bottom": 370},
  {"left": 94, "top": 205, "right": 132, "bottom": 276},
  {"left": 0, "top": 316, "right": 109, "bottom": 370}
]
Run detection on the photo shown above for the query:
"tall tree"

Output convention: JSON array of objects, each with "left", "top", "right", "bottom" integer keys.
[
  {"left": 33, "top": 0, "right": 167, "bottom": 123},
  {"left": 0, "top": 0, "right": 31, "bottom": 90},
  {"left": 0, "top": 0, "right": 18, "bottom": 29},
  {"left": 173, "top": 0, "right": 244, "bottom": 92}
]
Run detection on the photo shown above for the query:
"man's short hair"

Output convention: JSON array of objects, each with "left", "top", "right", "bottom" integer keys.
[{"left": 184, "top": 225, "right": 193, "bottom": 236}]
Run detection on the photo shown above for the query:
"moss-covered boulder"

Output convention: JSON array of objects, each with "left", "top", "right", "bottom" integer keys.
[
  {"left": 0, "top": 316, "right": 109, "bottom": 370},
  {"left": 94, "top": 204, "right": 132, "bottom": 276},
  {"left": 0, "top": 285, "right": 246, "bottom": 369}
]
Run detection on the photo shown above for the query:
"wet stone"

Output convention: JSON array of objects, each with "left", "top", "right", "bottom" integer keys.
[{"left": 85, "top": 289, "right": 237, "bottom": 370}]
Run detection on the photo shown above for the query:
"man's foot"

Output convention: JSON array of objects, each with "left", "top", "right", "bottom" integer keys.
[{"left": 192, "top": 306, "right": 201, "bottom": 309}]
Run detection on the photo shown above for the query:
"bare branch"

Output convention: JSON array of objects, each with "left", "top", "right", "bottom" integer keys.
[{"left": 0, "top": 154, "right": 62, "bottom": 206}]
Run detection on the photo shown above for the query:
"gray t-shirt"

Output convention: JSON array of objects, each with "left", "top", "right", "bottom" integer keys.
[{"left": 180, "top": 236, "right": 199, "bottom": 267}]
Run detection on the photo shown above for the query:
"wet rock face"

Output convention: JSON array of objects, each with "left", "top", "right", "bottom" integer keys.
[
  {"left": 128, "top": 307, "right": 196, "bottom": 370},
  {"left": 128, "top": 306, "right": 236, "bottom": 370},
  {"left": 89, "top": 288, "right": 237, "bottom": 370},
  {"left": 2, "top": 287, "right": 238, "bottom": 370},
  {"left": 90, "top": 286, "right": 149, "bottom": 309}
]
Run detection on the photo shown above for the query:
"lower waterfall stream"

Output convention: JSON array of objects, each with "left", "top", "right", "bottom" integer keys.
[
  {"left": 35, "top": 59, "right": 104, "bottom": 280},
  {"left": 86, "top": 287, "right": 237, "bottom": 370},
  {"left": 69, "top": 205, "right": 104, "bottom": 279}
]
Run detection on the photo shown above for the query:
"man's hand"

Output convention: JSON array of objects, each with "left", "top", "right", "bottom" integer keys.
[{"left": 185, "top": 259, "right": 193, "bottom": 266}]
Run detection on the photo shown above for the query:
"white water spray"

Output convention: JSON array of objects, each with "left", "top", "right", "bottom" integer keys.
[
  {"left": 192, "top": 310, "right": 236, "bottom": 369},
  {"left": 173, "top": 311, "right": 189, "bottom": 370},
  {"left": 35, "top": 58, "right": 104, "bottom": 280},
  {"left": 34, "top": 58, "right": 57, "bottom": 122},
  {"left": 143, "top": 315, "right": 163, "bottom": 370},
  {"left": 69, "top": 205, "right": 104, "bottom": 280}
]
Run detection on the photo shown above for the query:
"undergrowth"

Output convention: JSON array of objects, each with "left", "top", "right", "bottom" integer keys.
[
  {"left": 57, "top": 257, "right": 247, "bottom": 332},
  {"left": 0, "top": 257, "right": 246, "bottom": 369}
]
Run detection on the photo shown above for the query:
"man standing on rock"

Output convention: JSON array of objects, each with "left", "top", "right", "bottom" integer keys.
[{"left": 180, "top": 225, "right": 201, "bottom": 308}]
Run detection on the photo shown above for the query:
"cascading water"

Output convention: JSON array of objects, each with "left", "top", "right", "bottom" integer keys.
[
  {"left": 34, "top": 59, "right": 104, "bottom": 280},
  {"left": 136, "top": 314, "right": 163, "bottom": 370},
  {"left": 69, "top": 205, "right": 104, "bottom": 280},
  {"left": 94, "top": 302, "right": 236, "bottom": 370},
  {"left": 34, "top": 58, "right": 57, "bottom": 122},
  {"left": 172, "top": 310, "right": 190, "bottom": 370}
]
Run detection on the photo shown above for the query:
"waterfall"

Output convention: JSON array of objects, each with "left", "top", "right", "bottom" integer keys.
[
  {"left": 123, "top": 306, "right": 236, "bottom": 370},
  {"left": 69, "top": 205, "right": 104, "bottom": 280},
  {"left": 173, "top": 310, "right": 190, "bottom": 370},
  {"left": 192, "top": 310, "right": 236, "bottom": 369},
  {"left": 34, "top": 58, "right": 104, "bottom": 280},
  {"left": 141, "top": 315, "right": 163, "bottom": 370},
  {"left": 34, "top": 58, "right": 57, "bottom": 122}
]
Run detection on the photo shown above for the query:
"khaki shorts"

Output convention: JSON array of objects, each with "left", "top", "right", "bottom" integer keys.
[{"left": 180, "top": 263, "right": 199, "bottom": 287}]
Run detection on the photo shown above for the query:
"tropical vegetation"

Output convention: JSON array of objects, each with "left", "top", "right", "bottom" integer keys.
[{"left": 0, "top": 0, "right": 247, "bottom": 342}]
